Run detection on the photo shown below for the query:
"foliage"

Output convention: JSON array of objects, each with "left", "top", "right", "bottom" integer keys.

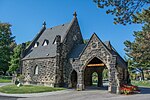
[
  {"left": 93, "top": 0, "right": 150, "bottom": 25},
  {"left": 0, "top": 84, "right": 65, "bottom": 94},
  {"left": 0, "top": 75, "right": 12, "bottom": 80},
  {"left": 120, "top": 84, "right": 140, "bottom": 95},
  {"left": 0, "top": 75, "right": 12, "bottom": 83},
  {"left": 92, "top": 72, "right": 98, "bottom": 85},
  {"left": 131, "top": 80, "right": 150, "bottom": 87},
  {"left": 9, "top": 41, "right": 30, "bottom": 73},
  {"left": 103, "top": 68, "right": 108, "bottom": 79},
  {"left": 9, "top": 44, "right": 21, "bottom": 73},
  {"left": 0, "top": 23, "right": 15, "bottom": 74},
  {"left": 0, "top": 79, "right": 11, "bottom": 83},
  {"left": 124, "top": 9, "right": 150, "bottom": 80}
]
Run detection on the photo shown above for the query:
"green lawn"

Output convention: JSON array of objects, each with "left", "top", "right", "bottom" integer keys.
[
  {"left": 0, "top": 84, "right": 65, "bottom": 94},
  {"left": 131, "top": 80, "right": 150, "bottom": 87},
  {"left": 0, "top": 79, "right": 11, "bottom": 83}
]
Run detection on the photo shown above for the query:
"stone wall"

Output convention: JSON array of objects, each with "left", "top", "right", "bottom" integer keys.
[
  {"left": 22, "top": 57, "right": 56, "bottom": 87},
  {"left": 59, "top": 17, "right": 84, "bottom": 85},
  {"left": 70, "top": 34, "right": 120, "bottom": 93}
]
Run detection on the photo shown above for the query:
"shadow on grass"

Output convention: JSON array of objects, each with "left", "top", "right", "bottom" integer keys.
[{"left": 139, "top": 87, "right": 150, "bottom": 94}]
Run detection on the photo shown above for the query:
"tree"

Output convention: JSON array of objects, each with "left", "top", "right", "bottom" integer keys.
[
  {"left": 0, "top": 23, "right": 15, "bottom": 74},
  {"left": 9, "top": 44, "right": 21, "bottom": 73},
  {"left": 124, "top": 9, "right": 150, "bottom": 80},
  {"left": 9, "top": 41, "right": 30, "bottom": 73},
  {"left": 94, "top": 0, "right": 150, "bottom": 25}
]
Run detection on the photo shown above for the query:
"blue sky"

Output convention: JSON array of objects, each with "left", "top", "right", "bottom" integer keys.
[{"left": 0, "top": 0, "right": 142, "bottom": 58}]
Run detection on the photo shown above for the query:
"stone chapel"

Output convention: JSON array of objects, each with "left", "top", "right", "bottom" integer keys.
[{"left": 21, "top": 12, "right": 129, "bottom": 94}]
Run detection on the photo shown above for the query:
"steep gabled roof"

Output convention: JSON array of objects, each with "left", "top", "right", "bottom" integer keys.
[
  {"left": 23, "top": 22, "right": 72, "bottom": 60},
  {"left": 69, "top": 33, "right": 127, "bottom": 68},
  {"left": 69, "top": 44, "right": 86, "bottom": 58},
  {"left": 104, "top": 41, "right": 127, "bottom": 68},
  {"left": 69, "top": 33, "right": 112, "bottom": 59},
  {"left": 79, "top": 33, "right": 112, "bottom": 57}
]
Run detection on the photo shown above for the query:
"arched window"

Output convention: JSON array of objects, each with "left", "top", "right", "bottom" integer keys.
[
  {"left": 42, "top": 39, "right": 49, "bottom": 46},
  {"left": 34, "top": 42, "right": 39, "bottom": 48},
  {"left": 34, "top": 65, "right": 38, "bottom": 75}
]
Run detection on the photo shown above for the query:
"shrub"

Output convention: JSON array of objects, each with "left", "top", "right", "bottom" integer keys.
[{"left": 120, "top": 84, "right": 140, "bottom": 95}]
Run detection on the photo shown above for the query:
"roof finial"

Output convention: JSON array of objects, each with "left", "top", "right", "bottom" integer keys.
[
  {"left": 43, "top": 21, "right": 46, "bottom": 27},
  {"left": 73, "top": 11, "right": 77, "bottom": 17}
]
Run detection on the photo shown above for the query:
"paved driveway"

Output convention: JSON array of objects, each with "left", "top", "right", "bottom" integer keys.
[
  {"left": 0, "top": 84, "right": 150, "bottom": 100},
  {"left": 18, "top": 87, "right": 150, "bottom": 100}
]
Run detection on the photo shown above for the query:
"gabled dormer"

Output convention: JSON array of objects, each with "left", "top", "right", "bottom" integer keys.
[
  {"left": 42, "top": 39, "right": 49, "bottom": 46},
  {"left": 34, "top": 42, "right": 39, "bottom": 48}
]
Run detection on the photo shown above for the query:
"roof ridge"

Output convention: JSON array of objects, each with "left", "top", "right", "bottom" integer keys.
[{"left": 47, "top": 22, "right": 71, "bottom": 30}]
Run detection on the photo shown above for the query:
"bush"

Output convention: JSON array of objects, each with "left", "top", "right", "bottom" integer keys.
[
  {"left": 120, "top": 84, "right": 140, "bottom": 95},
  {"left": 0, "top": 76, "right": 12, "bottom": 80}
]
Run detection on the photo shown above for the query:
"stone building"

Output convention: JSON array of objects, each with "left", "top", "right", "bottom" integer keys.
[{"left": 21, "top": 12, "right": 129, "bottom": 94}]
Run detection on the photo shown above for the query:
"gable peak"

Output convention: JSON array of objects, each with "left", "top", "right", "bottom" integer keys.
[{"left": 91, "top": 32, "right": 99, "bottom": 38}]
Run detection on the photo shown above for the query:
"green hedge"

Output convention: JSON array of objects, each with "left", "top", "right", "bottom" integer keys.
[{"left": 0, "top": 76, "right": 12, "bottom": 80}]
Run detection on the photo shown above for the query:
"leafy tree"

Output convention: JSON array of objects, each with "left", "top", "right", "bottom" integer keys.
[
  {"left": 0, "top": 23, "right": 15, "bottom": 74},
  {"left": 9, "top": 44, "right": 21, "bottom": 73},
  {"left": 93, "top": 0, "right": 150, "bottom": 25},
  {"left": 124, "top": 9, "right": 150, "bottom": 80},
  {"left": 9, "top": 41, "right": 30, "bottom": 73}
]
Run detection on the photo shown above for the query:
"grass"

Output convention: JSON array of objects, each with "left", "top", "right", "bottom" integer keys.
[
  {"left": 131, "top": 80, "right": 150, "bottom": 87},
  {"left": 0, "top": 79, "right": 11, "bottom": 83},
  {"left": 0, "top": 84, "right": 65, "bottom": 94}
]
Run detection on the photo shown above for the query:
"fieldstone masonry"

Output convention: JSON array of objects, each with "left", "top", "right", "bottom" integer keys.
[{"left": 21, "top": 12, "right": 129, "bottom": 94}]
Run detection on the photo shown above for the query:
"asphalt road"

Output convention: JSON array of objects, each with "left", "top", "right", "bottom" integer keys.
[
  {"left": 0, "top": 96, "right": 19, "bottom": 100},
  {"left": 0, "top": 83, "right": 150, "bottom": 100},
  {"left": 18, "top": 87, "right": 150, "bottom": 100}
]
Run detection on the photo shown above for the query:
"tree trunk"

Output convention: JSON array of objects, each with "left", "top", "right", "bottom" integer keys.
[{"left": 141, "top": 69, "right": 145, "bottom": 80}]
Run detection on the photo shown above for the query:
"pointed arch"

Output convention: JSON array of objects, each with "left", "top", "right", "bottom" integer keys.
[
  {"left": 81, "top": 56, "right": 107, "bottom": 71},
  {"left": 34, "top": 65, "right": 39, "bottom": 75},
  {"left": 70, "top": 70, "right": 77, "bottom": 88}
]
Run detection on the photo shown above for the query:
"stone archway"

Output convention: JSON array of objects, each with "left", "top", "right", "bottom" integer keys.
[
  {"left": 70, "top": 70, "right": 77, "bottom": 88},
  {"left": 72, "top": 55, "right": 120, "bottom": 93},
  {"left": 84, "top": 57, "right": 106, "bottom": 88}
]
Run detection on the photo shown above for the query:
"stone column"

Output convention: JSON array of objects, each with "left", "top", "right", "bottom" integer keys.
[
  {"left": 107, "top": 63, "right": 120, "bottom": 94},
  {"left": 55, "top": 35, "right": 63, "bottom": 87},
  {"left": 115, "top": 69, "right": 120, "bottom": 94},
  {"left": 98, "top": 72, "right": 103, "bottom": 87},
  {"left": 76, "top": 71, "right": 84, "bottom": 90},
  {"left": 107, "top": 66, "right": 113, "bottom": 92}
]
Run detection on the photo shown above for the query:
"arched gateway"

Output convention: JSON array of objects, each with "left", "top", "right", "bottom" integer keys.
[
  {"left": 21, "top": 12, "right": 129, "bottom": 94},
  {"left": 70, "top": 33, "right": 123, "bottom": 93}
]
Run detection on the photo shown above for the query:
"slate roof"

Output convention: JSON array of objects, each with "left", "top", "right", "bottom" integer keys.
[
  {"left": 69, "top": 40, "right": 127, "bottom": 68},
  {"left": 23, "top": 22, "right": 71, "bottom": 60},
  {"left": 104, "top": 41, "right": 127, "bottom": 68},
  {"left": 69, "top": 44, "right": 86, "bottom": 58}
]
